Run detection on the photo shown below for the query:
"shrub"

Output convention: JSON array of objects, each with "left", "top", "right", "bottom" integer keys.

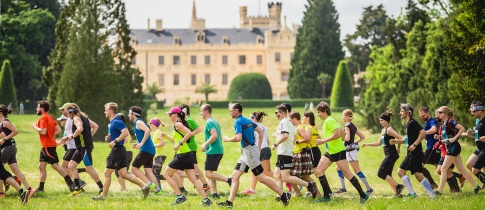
[{"left": 227, "top": 73, "right": 272, "bottom": 100}]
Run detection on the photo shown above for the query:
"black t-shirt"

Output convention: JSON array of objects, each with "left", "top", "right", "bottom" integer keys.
[
  {"left": 476, "top": 117, "right": 485, "bottom": 150},
  {"left": 405, "top": 118, "right": 423, "bottom": 154},
  {"left": 344, "top": 122, "right": 357, "bottom": 146}
]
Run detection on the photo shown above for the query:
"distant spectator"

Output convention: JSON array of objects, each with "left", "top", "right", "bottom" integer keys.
[
  {"left": 19, "top": 102, "right": 24, "bottom": 115},
  {"left": 8, "top": 103, "right": 12, "bottom": 114},
  {"left": 305, "top": 103, "right": 309, "bottom": 111}
]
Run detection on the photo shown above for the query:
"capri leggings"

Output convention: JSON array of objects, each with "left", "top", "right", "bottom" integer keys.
[{"left": 378, "top": 154, "right": 399, "bottom": 180}]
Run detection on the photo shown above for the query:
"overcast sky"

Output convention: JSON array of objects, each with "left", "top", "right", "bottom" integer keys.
[{"left": 123, "top": 0, "right": 408, "bottom": 40}]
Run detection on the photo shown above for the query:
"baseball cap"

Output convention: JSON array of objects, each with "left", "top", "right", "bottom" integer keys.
[
  {"left": 59, "top": 103, "right": 70, "bottom": 110},
  {"left": 165, "top": 106, "right": 181, "bottom": 114},
  {"left": 57, "top": 115, "right": 68, "bottom": 121}
]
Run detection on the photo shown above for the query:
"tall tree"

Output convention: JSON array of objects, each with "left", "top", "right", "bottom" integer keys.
[
  {"left": 330, "top": 60, "right": 354, "bottom": 109},
  {"left": 288, "top": 0, "right": 344, "bottom": 98},
  {"left": 0, "top": 60, "right": 18, "bottom": 110}
]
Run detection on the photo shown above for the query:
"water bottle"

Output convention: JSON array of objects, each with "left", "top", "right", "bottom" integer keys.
[
  {"left": 381, "top": 135, "right": 386, "bottom": 146},
  {"left": 475, "top": 129, "right": 479, "bottom": 142},
  {"left": 404, "top": 135, "right": 409, "bottom": 146}
]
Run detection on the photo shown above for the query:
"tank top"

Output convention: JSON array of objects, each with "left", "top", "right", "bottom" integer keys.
[
  {"left": 72, "top": 115, "right": 93, "bottom": 149},
  {"left": 173, "top": 122, "right": 191, "bottom": 154},
  {"left": 307, "top": 125, "right": 319, "bottom": 148},
  {"left": 0, "top": 119, "right": 15, "bottom": 147},
  {"left": 134, "top": 118, "right": 156, "bottom": 155},
  {"left": 253, "top": 122, "right": 269, "bottom": 148},
  {"left": 381, "top": 127, "right": 398, "bottom": 156},
  {"left": 344, "top": 122, "right": 357, "bottom": 146},
  {"left": 293, "top": 124, "right": 308, "bottom": 154}
]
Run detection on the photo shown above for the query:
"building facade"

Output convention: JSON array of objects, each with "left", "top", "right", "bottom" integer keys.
[{"left": 131, "top": 1, "right": 296, "bottom": 105}]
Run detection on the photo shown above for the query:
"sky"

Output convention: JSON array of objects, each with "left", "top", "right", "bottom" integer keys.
[{"left": 123, "top": 0, "right": 408, "bottom": 41}]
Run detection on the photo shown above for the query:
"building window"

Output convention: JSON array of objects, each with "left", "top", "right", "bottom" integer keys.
[
  {"left": 239, "top": 55, "right": 246, "bottom": 64},
  {"left": 158, "top": 74, "right": 165, "bottom": 86},
  {"left": 205, "top": 55, "right": 210, "bottom": 65},
  {"left": 191, "top": 74, "right": 196, "bottom": 85},
  {"left": 257, "top": 55, "right": 263, "bottom": 64},
  {"left": 173, "top": 56, "right": 180, "bottom": 65},
  {"left": 275, "top": 52, "right": 281, "bottom": 62},
  {"left": 132, "top": 56, "right": 136, "bottom": 65},
  {"left": 205, "top": 74, "right": 211, "bottom": 84},
  {"left": 158, "top": 56, "right": 164, "bottom": 65},
  {"left": 222, "top": 74, "right": 228, "bottom": 85},
  {"left": 281, "top": 72, "right": 288, "bottom": 81},
  {"left": 191, "top": 55, "right": 196, "bottom": 65},
  {"left": 174, "top": 74, "right": 179, "bottom": 85},
  {"left": 222, "top": 55, "right": 228, "bottom": 65}
]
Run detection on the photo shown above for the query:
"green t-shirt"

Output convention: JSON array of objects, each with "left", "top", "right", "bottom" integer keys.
[
  {"left": 186, "top": 116, "right": 199, "bottom": 151},
  {"left": 323, "top": 116, "right": 345, "bottom": 155},
  {"left": 204, "top": 117, "right": 224, "bottom": 155}
]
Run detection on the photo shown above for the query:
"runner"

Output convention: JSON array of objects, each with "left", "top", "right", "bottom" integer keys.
[
  {"left": 418, "top": 107, "right": 440, "bottom": 190},
  {"left": 150, "top": 117, "right": 166, "bottom": 195}
]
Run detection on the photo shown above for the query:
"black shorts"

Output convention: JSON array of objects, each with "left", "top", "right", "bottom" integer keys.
[
  {"left": 1, "top": 145, "right": 17, "bottom": 164},
  {"left": 446, "top": 142, "right": 461, "bottom": 157},
  {"left": 62, "top": 148, "right": 77, "bottom": 161},
  {"left": 438, "top": 157, "right": 455, "bottom": 169},
  {"left": 168, "top": 152, "right": 195, "bottom": 170},
  {"left": 132, "top": 151, "right": 155, "bottom": 169},
  {"left": 474, "top": 149, "right": 480, "bottom": 156},
  {"left": 205, "top": 154, "right": 223, "bottom": 171},
  {"left": 423, "top": 149, "right": 441, "bottom": 165},
  {"left": 310, "top": 146, "right": 322, "bottom": 167},
  {"left": 39, "top": 147, "right": 59, "bottom": 164},
  {"left": 324, "top": 150, "right": 346, "bottom": 162},
  {"left": 191, "top": 151, "right": 199, "bottom": 164},
  {"left": 275, "top": 155, "right": 294, "bottom": 170},
  {"left": 71, "top": 147, "right": 94, "bottom": 167},
  {"left": 106, "top": 146, "right": 128, "bottom": 170},
  {"left": 473, "top": 150, "right": 485, "bottom": 169},
  {"left": 377, "top": 154, "right": 399, "bottom": 180},
  {"left": 260, "top": 147, "right": 271, "bottom": 161},
  {"left": 0, "top": 163, "right": 12, "bottom": 182},
  {"left": 400, "top": 152, "right": 424, "bottom": 174}
]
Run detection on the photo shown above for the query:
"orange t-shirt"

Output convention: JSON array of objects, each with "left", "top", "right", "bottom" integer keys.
[{"left": 37, "top": 114, "right": 58, "bottom": 148}]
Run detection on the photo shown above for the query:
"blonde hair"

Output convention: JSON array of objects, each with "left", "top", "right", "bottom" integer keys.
[
  {"left": 342, "top": 109, "right": 354, "bottom": 121},
  {"left": 104, "top": 102, "right": 118, "bottom": 113},
  {"left": 439, "top": 106, "right": 454, "bottom": 118}
]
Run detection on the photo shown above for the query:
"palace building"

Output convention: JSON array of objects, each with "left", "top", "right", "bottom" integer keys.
[{"left": 130, "top": 1, "right": 297, "bottom": 105}]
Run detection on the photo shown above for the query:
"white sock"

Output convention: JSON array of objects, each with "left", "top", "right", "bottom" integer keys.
[
  {"left": 401, "top": 175, "right": 415, "bottom": 194},
  {"left": 420, "top": 179, "right": 436, "bottom": 198}
]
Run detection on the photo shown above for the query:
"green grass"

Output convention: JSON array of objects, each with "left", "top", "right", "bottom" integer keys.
[{"left": 2, "top": 107, "right": 485, "bottom": 209}]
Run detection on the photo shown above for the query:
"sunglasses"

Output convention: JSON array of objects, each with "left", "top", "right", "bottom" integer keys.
[
  {"left": 437, "top": 111, "right": 443, "bottom": 114},
  {"left": 275, "top": 111, "right": 279, "bottom": 115}
]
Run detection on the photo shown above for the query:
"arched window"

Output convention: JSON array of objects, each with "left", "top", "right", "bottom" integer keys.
[{"left": 197, "top": 31, "right": 205, "bottom": 42}]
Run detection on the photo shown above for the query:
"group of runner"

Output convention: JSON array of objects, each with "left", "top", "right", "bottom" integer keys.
[{"left": 1, "top": 100, "right": 484, "bottom": 207}]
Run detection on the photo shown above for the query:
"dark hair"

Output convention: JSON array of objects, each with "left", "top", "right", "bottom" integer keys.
[
  {"left": 316, "top": 101, "right": 331, "bottom": 115},
  {"left": 116, "top": 113, "right": 126, "bottom": 122},
  {"left": 379, "top": 108, "right": 393, "bottom": 122},
  {"left": 231, "top": 103, "right": 243, "bottom": 113},
  {"left": 282, "top": 103, "right": 292, "bottom": 112},
  {"left": 175, "top": 111, "right": 189, "bottom": 128},
  {"left": 303, "top": 111, "right": 316, "bottom": 126},
  {"left": 130, "top": 106, "right": 142, "bottom": 117},
  {"left": 201, "top": 104, "right": 212, "bottom": 114},
  {"left": 0, "top": 104, "right": 12, "bottom": 117},
  {"left": 252, "top": 111, "right": 268, "bottom": 122},
  {"left": 289, "top": 111, "right": 301, "bottom": 120},
  {"left": 275, "top": 104, "right": 288, "bottom": 114},
  {"left": 179, "top": 104, "right": 190, "bottom": 116},
  {"left": 37, "top": 100, "right": 50, "bottom": 112},
  {"left": 419, "top": 107, "right": 429, "bottom": 113}
]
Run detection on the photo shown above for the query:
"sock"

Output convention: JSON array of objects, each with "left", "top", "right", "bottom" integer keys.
[
  {"left": 63, "top": 175, "right": 73, "bottom": 186},
  {"left": 96, "top": 181, "right": 103, "bottom": 189},
  {"left": 401, "top": 175, "right": 415, "bottom": 194},
  {"left": 475, "top": 172, "right": 485, "bottom": 184},
  {"left": 18, "top": 188, "right": 25, "bottom": 194},
  {"left": 422, "top": 168, "right": 436, "bottom": 185},
  {"left": 420, "top": 179, "right": 435, "bottom": 198},
  {"left": 337, "top": 170, "right": 345, "bottom": 189},
  {"left": 39, "top": 182, "right": 45, "bottom": 191},
  {"left": 447, "top": 177, "right": 459, "bottom": 192},
  {"left": 203, "top": 183, "right": 208, "bottom": 188},
  {"left": 77, "top": 168, "right": 86, "bottom": 173},
  {"left": 453, "top": 172, "right": 462, "bottom": 178},
  {"left": 318, "top": 175, "right": 331, "bottom": 199},
  {"left": 349, "top": 176, "right": 366, "bottom": 199},
  {"left": 180, "top": 187, "right": 186, "bottom": 192},
  {"left": 357, "top": 171, "right": 371, "bottom": 191},
  {"left": 74, "top": 178, "right": 81, "bottom": 189},
  {"left": 227, "top": 177, "right": 232, "bottom": 184}
]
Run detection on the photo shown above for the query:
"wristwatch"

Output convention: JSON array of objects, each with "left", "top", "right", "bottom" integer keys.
[{"left": 179, "top": 142, "right": 183, "bottom": 146}]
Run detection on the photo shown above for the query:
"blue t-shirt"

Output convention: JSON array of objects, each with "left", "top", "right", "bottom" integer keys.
[
  {"left": 234, "top": 115, "right": 257, "bottom": 148},
  {"left": 134, "top": 118, "right": 156, "bottom": 155},
  {"left": 424, "top": 118, "right": 439, "bottom": 150},
  {"left": 109, "top": 117, "right": 126, "bottom": 147}
]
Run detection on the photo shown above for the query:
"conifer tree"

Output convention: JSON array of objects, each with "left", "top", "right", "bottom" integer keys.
[
  {"left": 330, "top": 60, "right": 354, "bottom": 109},
  {"left": 0, "top": 60, "right": 18, "bottom": 110}
]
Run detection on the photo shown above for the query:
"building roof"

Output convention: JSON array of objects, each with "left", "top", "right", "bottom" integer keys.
[{"left": 131, "top": 28, "right": 272, "bottom": 45}]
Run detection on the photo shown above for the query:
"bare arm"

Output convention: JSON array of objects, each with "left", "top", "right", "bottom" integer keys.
[
  {"left": 2, "top": 121, "right": 18, "bottom": 140},
  {"left": 255, "top": 126, "right": 264, "bottom": 149},
  {"left": 355, "top": 129, "right": 365, "bottom": 143},
  {"left": 343, "top": 127, "right": 351, "bottom": 142},
  {"left": 134, "top": 120, "right": 151, "bottom": 148},
  {"left": 296, "top": 127, "right": 310, "bottom": 143},
  {"left": 89, "top": 119, "right": 99, "bottom": 136},
  {"left": 224, "top": 133, "right": 242, "bottom": 142}
]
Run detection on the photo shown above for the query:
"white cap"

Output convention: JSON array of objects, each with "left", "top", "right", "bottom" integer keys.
[{"left": 57, "top": 115, "right": 68, "bottom": 121}]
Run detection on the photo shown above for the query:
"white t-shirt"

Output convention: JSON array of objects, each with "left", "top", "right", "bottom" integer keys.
[
  {"left": 276, "top": 118, "right": 295, "bottom": 156},
  {"left": 65, "top": 118, "right": 76, "bottom": 149},
  {"left": 254, "top": 123, "right": 269, "bottom": 148}
]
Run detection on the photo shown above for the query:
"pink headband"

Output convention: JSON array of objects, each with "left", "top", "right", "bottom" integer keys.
[{"left": 150, "top": 119, "right": 160, "bottom": 127}]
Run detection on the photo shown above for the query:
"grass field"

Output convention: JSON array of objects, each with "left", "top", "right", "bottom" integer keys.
[{"left": 1, "top": 106, "right": 485, "bottom": 209}]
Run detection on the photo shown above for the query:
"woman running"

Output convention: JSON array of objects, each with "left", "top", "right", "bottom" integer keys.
[
  {"left": 362, "top": 109, "right": 404, "bottom": 196},
  {"left": 150, "top": 117, "right": 167, "bottom": 195}
]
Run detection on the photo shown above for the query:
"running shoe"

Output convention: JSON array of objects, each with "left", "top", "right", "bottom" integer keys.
[
  {"left": 333, "top": 188, "right": 347, "bottom": 193},
  {"left": 68, "top": 188, "right": 85, "bottom": 197},
  {"left": 98, "top": 188, "right": 103, "bottom": 195},
  {"left": 212, "top": 193, "right": 220, "bottom": 199},
  {"left": 303, "top": 191, "right": 312, "bottom": 198},
  {"left": 20, "top": 189, "right": 29, "bottom": 204},
  {"left": 201, "top": 198, "right": 212, "bottom": 206},
  {"left": 481, "top": 183, "right": 485, "bottom": 190},
  {"left": 474, "top": 186, "right": 480, "bottom": 194},
  {"left": 155, "top": 189, "right": 163, "bottom": 195},
  {"left": 406, "top": 193, "right": 417, "bottom": 199},
  {"left": 459, "top": 176, "right": 466, "bottom": 188},
  {"left": 142, "top": 185, "right": 150, "bottom": 198},
  {"left": 217, "top": 200, "right": 233, "bottom": 208},
  {"left": 314, "top": 196, "right": 331, "bottom": 203},
  {"left": 172, "top": 195, "right": 187, "bottom": 205},
  {"left": 395, "top": 184, "right": 404, "bottom": 197},
  {"left": 181, "top": 189, "right": 188, "bottom": 196},
  {"left": 5, "top": 182, "right": 10, "bottom": 193},
  {"left": 92, "top": 195, "right": 105, "bottom": 201},
  {"left": 280, "top": 192, "right": 291, "bottom": 206},
  {"left": 80, "top": 180, "right": 87, "bottom": 189},
  {"left": 308, "top": 182, "right": 317, "bottom": 199},
  {"left": 366, "top": 188, "right": 374, "bottom": 197},
  {"left": 227, "top": 178, "right": 232, "bottom": 187},
  {"left": 148, "top": 183, "right": 156, "bottom": 190},
  {"left": 434, "top": 190, "right": 442, "bottom": 196},
  {"left": 360, "top": 194, "right": 369, "bottom": 204},
  {"left": 241, "top": 189, "right": 255, "bottom": 195},
  {"left": 27, "top": 187, "right": 35, "bottom": 198},
  {"left": 0, "top": 192, "right": 4, "bottom": 198},
  {"left": 203, "top": 184, "right": 211, "bottom": 192}
]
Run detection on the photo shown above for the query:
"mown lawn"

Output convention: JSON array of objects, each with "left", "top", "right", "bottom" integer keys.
[{"left": 1, "top": 106, "right": 485, "bottom": 209}]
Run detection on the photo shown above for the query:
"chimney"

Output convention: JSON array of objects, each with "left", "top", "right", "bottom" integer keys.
[
  {"left": 156, "top": 19, "right": 163, "bottom": 31},
  {"left": 147, "top": 18, "right": 150, "bottom": 31}
]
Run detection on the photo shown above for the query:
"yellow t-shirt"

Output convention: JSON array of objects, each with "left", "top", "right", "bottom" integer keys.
[
  {"left": 293, "top": 124, "right": 308, "bottom": 154},
  {"left": 307, "top": 125, "right": 319, "bottom": 148},
  {"left": 151, "top": 129, "right": 164, "bottom": 155}
]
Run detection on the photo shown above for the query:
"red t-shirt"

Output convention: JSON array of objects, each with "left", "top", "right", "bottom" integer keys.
[{"left": 37, "top": 114, "right": 58, "bottom": 148}]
